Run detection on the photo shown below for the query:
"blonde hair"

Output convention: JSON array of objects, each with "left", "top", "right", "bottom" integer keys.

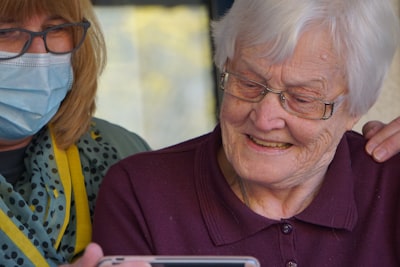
[{"left": 0, "top": 0, "right": 107, "bottom": 149}]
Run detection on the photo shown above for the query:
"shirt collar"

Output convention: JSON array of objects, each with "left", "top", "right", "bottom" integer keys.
[
  {"left": 295, "top": 134, "right": 358, "bottom": 230},
  {"left": 196, "top": 126, "right": 357, "bottom": 246}
]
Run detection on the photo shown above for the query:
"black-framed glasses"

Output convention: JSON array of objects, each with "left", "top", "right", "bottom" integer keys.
[
  {"left": 220, "top": 71, "right": 344, "bottom": 120},
  {"left": 0, "top": 19, "right": 90, "bottom": 60}
]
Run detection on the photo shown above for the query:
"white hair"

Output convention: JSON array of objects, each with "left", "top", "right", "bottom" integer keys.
[{"left": 212, "top": 0, "right": 400, "bottom": 116}]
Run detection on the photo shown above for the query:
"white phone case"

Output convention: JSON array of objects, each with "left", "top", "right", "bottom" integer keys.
[{"left": 96, "top": 255, "right": 260, "bottom": 267}]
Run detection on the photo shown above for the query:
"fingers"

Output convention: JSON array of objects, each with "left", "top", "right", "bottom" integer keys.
[
  {"left": 81, "top": 243, "right": 105, "bottom": 266},
  {"left": 363, "top": 117, "right": 400, "bottom": 162},
  {"left": 59, "top": 243, "right": 104, "bottom": 267},
  {"left": 362, "top": 120, "right": 385, "bottom": 140}
]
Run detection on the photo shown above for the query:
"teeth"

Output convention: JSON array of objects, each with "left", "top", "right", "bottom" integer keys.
[{"left": 249, "top": 136, "right": 291, "bottom": 148}]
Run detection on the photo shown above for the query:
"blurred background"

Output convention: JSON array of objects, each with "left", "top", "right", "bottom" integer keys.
[{"left": 92, "top": 0, "right": 400, "bottom": 149}]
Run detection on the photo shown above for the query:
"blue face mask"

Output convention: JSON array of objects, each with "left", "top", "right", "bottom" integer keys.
[{"left": 0, "top": 52, "right": 73, "bottom": 140}]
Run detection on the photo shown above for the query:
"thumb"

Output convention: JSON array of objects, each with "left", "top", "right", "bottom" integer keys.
[
  {"left": 59, "top": 243, "right": 104, "bottom": 267},
  {"left": 79, "top": 243, "right": 104, "bottom": 267}
]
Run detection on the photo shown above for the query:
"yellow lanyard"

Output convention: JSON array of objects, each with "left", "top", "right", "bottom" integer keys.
[
  {"left": 50, "top": 127, "right": 92, "bottom": 255},
  {"left": 0, "top": 209, "right": 51, "bottom": 266}
]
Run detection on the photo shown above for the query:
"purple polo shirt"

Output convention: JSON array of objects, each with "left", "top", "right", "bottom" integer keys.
[{"left": 93, "top": 125, "right": 400, "bottom": 267}]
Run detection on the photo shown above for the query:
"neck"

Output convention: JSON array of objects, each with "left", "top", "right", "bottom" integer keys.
[
  {"left": 218, "top": 147, "right": 325, "bottom": 220},
  {"left": 0, "top": 137, "right": 32, "bottom": 152},
  {"left": 236, "top": 174, "right": 323, "bottom": 219}
]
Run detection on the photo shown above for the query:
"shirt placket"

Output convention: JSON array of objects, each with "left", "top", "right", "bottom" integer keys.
[{"left": 279, "top": 219, "right": 298, "bottom": 267}]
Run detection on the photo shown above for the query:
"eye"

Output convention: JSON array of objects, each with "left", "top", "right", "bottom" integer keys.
[
  {"left": 45, "top": 24, "right": 75, "bottom": 41},
  {"left": 46, "top": 24, "right": 68, "bottom": 33},
  {"left": 291, "top": 94, "right": 314, "bottom": 104},
  {"left": 236, "top": 78, "right": 264, "bottom": 90},
  {"left": 234, "top": 79, "right": 265, "bottom": 99},
  {"left": 0, "top": 29, "right": 21, "bottom": 40},
  {"left": 285, "top": 87, "right": 322, "bottom": 103}
]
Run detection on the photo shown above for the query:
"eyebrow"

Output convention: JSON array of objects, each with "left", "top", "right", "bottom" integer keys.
[
  {"left": 0, "top": 18, "right": 16, "bottom": 24},
  {"left": 46, "top": 15, "right": 69, "bottom": 22},
  {"left": 239, "top": 58, "right": 274, "bottom": 79},
  {"left": 237, "top": 56, "right": 335, "bottom": 97}
]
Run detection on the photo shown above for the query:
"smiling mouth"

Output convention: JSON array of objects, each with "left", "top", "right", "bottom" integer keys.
[{"left": 249, "top": 135, "right": 292, "bottom": 149}]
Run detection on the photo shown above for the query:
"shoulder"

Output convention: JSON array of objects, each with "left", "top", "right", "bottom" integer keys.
[
  {"left": 344, "top": 130, "right": 400, "bottom": 163},
  {"left": 343, "top": 131, "right": 400, "bottom": 226},
  {"left": 90, "top": 117, "right": 151, "bottom": 158},
  {"left": 114, "top": 131, "right": 214, "bottom": 173},
  {"left": 343, "top": 130, "right": 367, "bottom": 155},
  {"left": 343, "top": 130, "right": 400, "bottom": 183},
  {"left": 102, "top": 131, "right": 217, "bottom": 205}
]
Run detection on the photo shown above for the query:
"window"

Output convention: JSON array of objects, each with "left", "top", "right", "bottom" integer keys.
[{"left": 93, "top": 0, "right": 223, "bottom": 149}]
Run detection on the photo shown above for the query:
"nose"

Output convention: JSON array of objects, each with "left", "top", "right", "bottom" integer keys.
[
  {"left": 250, "top": 92, "right": 287, "bottom": 131},
  {"left": 26, "top": 34, "right": 47, "bottom": 54}
]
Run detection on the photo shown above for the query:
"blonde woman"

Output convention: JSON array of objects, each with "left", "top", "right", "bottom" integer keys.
[{"left": 0, "top": 1, "right": 149, "bottom": 266}]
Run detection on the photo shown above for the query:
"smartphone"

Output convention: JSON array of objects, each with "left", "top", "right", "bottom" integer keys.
[{"left": 96, "top": 255, "right": 260, "bottom": 267}]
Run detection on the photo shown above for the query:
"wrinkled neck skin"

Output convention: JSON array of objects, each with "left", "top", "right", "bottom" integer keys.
[
  {"left": 0, "top": 136, "right": 32, "bottom": 152},
  {"left": 218, "top": 146, "right": 326, "bottom": 220}
]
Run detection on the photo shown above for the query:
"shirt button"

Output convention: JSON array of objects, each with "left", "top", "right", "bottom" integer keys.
[
  {"left": 281, "top": 223, "right": 293, "bottom": 234},
  {"left": 286, "top": 260, "right": 298, "bottom": 267}
]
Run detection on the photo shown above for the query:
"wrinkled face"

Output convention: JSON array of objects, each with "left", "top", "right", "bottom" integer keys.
[{"left": 219, "top": 28, "right": 359, "bottom": 189}]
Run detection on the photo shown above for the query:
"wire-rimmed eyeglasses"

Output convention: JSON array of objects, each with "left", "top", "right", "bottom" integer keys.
[
  {"left": 220, "top": 71, "right": 344, "bottom": 120},
  {"left": 0, "top": 19, "right": 90, "bottom": 60}
]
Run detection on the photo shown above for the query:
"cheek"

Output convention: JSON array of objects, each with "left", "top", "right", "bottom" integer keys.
[
  {"left": 219, "top": 98, "right": 250, "bottom": 162},
  {"left": 292, "top": 122, "right": 344, "bottom": 168},
  {"left": 219, "top": 96, "right": 250, "bottom": 126},
  {"left": 220, "top": 103, "right": 238, "bottom": 156}
]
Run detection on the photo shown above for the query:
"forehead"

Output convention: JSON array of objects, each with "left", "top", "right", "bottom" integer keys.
[
  {"left": 285, "top": 28, "right": 342, "bottom": 73},
  {"left": 233, "top": 27, "right": 346, "bottom": 95},
  {"left": 0, "top": 1, "right": 76, "bottom": 22}
]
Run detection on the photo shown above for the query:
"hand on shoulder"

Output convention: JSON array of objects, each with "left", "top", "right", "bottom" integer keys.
[{"left": 363, "top": 117, "right": 400, "bottom": 162}]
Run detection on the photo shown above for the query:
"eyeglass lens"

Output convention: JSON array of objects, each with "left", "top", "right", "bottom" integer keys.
[
  {"left": 0, "top": 21, "right": 89, "bottom": 60},
  {"left": 221, "top": 72, "right": 334, "bottom": 120}
]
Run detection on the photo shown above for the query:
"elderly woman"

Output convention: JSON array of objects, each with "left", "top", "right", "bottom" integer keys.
[{"left": 92, "top": 0, "right": 400, "bottom": 266}]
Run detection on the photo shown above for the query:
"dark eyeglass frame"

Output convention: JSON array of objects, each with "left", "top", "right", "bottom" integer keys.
[
  {"left": 0, "top": 19, "right": 90, "bottom": 60},
  {"left": 220, "top": 71, "right": 344, "bottom": 120}
]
